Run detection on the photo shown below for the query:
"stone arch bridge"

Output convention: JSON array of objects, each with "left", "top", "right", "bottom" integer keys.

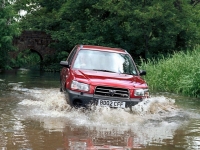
[{"left": 11, "top": 31, "right": 57, "bottom": 61}]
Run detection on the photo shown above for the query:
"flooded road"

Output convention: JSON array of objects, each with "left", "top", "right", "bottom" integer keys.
[{"left": 0, "top": 69, "right": 200, "bottom": 150}]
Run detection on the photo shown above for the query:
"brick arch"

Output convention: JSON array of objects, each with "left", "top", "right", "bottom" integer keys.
[
  {"left": 30, "top": 49, "right": 43, "bottom": 61},
  {"left": 11, "top": 30, "right": 57, "bottom": 60}
]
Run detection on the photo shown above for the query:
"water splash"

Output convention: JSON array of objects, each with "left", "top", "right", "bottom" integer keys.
[
  {"left": 14, "top": 86, "right": 182, "bottom": 125},
  {"left": 132, "top": 96, "right": 177, "bottom": 115},
  {"left": 18, "top": 88, "right": 71, "bottom": 114},
  {"left": 11, "top": 86, "right": 195, "bottom": 147}
]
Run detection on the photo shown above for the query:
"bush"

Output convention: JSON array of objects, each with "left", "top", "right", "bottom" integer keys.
[{"left": 140, "top": 46, "right": 200, "bottom": 97}]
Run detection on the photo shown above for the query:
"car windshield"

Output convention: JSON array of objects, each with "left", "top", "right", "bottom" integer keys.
[{"left": 73, "top": 49, "right": 138, "bottom": 75}]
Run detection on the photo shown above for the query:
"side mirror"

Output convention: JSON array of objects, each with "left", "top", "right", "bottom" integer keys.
[
  {"left": 139, "top": 70, "right": 146, "bottom": 76},
  {"left": 60, "top": 61, "right": 70, "bottom": 68}
]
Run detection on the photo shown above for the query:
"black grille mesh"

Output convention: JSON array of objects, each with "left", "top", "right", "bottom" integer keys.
[{"left": 94, "top": 86, "right": 129, "bottom": 98}]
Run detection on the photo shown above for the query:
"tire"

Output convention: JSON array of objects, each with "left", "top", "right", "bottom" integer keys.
[
  {"left": 60, "top": 77, "right": 63, "bottom": 92},
  {"left": 60, "top": 87, "right": 63, "bottom": 92}
]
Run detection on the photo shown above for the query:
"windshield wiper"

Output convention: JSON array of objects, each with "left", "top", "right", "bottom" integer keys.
[{"left": 92, "top": 69, "right": 117, "bottom": 73}]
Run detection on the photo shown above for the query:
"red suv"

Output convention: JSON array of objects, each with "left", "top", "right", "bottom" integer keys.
[{"left": 60, "top": 45, "right": 149, "bottom": 110}]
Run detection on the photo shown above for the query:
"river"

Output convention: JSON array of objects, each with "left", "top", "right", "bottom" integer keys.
[{"left": 0, "top": 69, "right": 200, "bottom": 150}]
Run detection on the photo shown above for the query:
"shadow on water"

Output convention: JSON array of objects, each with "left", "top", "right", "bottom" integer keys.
[{"left": 1, "top": 70, "right": 200, "bottom": 149}]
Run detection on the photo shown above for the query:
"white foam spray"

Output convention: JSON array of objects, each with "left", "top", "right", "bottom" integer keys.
[{"left": 9, "top": 84, "right": 200, "bottom": 148}]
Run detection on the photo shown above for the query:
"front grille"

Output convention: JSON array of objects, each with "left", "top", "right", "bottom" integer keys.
[{"left": 94, "top": 86, "right": 129, "bottom": 98}]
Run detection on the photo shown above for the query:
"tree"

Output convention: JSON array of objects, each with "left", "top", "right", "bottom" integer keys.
[
  {"left": 14, "top": 0, "right": 200, "bottom": 61},
  {"left": 54, "top": 0, "right": 200, "bottom": 60},
  {"left": 0, "top": 0, "right": 20, "bottom": 69}
]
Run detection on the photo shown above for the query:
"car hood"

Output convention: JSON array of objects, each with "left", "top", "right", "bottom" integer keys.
[{"left": 72, "top": 69, "right": 148, "bottom": 88}]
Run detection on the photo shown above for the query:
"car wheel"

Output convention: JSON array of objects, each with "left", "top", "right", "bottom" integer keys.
[
  {"left": 60, "top": 77, "right": 63, "bottom": 92},
  {"left": 72, "top": 99, "right": 83, "bottom": 108}
]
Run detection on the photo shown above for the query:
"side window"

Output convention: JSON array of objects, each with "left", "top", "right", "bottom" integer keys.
[{"left": 67, "top": 46, "right": 78, "bottom": 65}]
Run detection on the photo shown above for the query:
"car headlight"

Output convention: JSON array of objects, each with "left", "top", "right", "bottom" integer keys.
[
  {"left": 134, "top": 89, "right": 149, "bottom": 97},
  {"left": 71, "top": 80, "right": 89, "bottom": 92}
]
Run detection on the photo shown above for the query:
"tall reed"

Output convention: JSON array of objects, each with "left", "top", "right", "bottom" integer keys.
[{"left": 139, "top": 47, "right": 200, "bottom": 97}]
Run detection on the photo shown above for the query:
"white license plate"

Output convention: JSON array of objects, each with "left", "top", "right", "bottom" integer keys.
[{"left": 98, "top": 100, "right": 126, "bottom": 108}]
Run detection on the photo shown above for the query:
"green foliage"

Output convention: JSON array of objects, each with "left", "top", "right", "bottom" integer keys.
[
  {"left": 14, "top": 0, "right": 200, "bottom": 60},
  {"left": 0, "top": 0, "right": 20, "bottom": 69},
  {"left": 42, "top": 51, "right": 68, "bottom": 72},
  {"left": 140, "top": 46, "right": 200, "bottom": 97},
  {"left": 12, "top": 0, "right": 200, "bottom": 79},
  {"left": 11, "top": 49, "right": 68, "bottom": 71},
  {"left": 14, "top": 49, "right": 41, "bottom": 69}
]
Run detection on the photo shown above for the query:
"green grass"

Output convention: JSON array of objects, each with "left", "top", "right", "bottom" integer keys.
[{"left": 139, "top": 47, "right": 200, "bottom": 98}]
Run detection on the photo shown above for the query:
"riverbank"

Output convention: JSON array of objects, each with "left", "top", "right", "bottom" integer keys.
[{"left": 140, "top": 47, "right": 200, "bottom": 98}]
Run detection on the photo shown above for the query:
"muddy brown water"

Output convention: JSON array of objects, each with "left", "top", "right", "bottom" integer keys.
[{"left": 0, "top": 69, "right": 200, "bottom": 150}]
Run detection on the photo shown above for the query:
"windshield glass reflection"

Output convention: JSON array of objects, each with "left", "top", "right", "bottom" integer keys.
[{"left": 73, "top": 50, "right": 137, "bottom": 75}]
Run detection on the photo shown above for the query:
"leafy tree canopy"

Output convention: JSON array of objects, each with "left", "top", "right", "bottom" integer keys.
[
  {"left": 0, "top": 0, "right": 20, "bottom": 69},
  {"left": 14, "top": 0, "right": 200, "bottom": 60}
]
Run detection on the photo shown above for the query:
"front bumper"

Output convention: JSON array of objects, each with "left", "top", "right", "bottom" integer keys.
[{"left": 65, "top": 89, "right": 143, "bottom": 108}]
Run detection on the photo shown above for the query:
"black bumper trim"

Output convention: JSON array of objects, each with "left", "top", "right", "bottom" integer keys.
[{"left": 65, "top": 89, "right": 142, "bottom": 108}]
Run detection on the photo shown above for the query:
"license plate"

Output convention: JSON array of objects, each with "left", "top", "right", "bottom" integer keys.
[{"left": 98, "top": 100, "right": 126, "bottom": 108}]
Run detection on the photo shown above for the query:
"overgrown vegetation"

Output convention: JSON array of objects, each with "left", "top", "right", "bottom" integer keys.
[
  {"left": 140, "top": 46, "right": 200, "bottom": 97},
  {"left": 0, "top": 0, "right": 20, "bottom": 70},
  {"left": 13, "top": 0, "right": 200, "bottom": 60},
  {"left": 14, "top": 49, "right": 41, "bottom": 69},
  {"left": 42, "top": 51, "right": 68, "bottom": 72}
]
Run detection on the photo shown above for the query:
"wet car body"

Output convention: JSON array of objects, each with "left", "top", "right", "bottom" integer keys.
[{"left": 60, "top": 45, "right": 149, "bottom": 109}]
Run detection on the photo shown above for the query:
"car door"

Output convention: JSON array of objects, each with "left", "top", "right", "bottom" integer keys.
[{"left": 60, "top": 46, "right": 78, "bottom": 91}]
